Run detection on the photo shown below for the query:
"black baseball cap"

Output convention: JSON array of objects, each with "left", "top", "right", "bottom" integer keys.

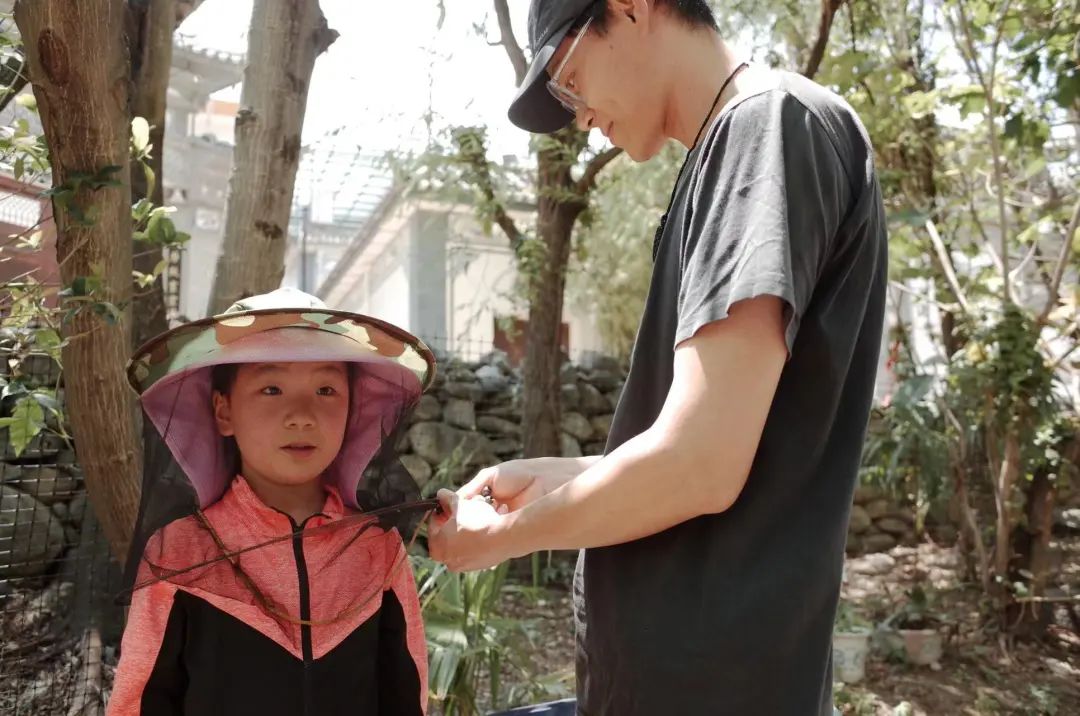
[{"left": 508, "top": 0, "right": 595, "bottom": 133}]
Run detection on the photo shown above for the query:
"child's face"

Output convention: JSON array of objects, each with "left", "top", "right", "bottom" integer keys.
[{"left": 212, "top": 361, "right": 350, "bottom": 489}]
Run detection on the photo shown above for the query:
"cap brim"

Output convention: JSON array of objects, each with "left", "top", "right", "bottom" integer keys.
[{"left": 508, "top": 20, "right": 576, "bottom": 134}]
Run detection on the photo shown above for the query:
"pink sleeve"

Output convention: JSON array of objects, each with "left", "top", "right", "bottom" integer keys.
[{"left": 107, "top": 578, "right": 181, "bottom": 716}]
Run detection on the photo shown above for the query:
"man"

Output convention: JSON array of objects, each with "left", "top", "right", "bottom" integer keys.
[{"left": 428, "top": 1, "right": 887, "bottom": 713}]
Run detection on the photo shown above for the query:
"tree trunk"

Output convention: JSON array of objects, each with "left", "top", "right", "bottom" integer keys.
[
  {"left": 207, "top": 0, "right": 337, "bottom": 314},
  {"left": 128, "top": 0, "right": 175, "bottom": 348},
  {"left": 521, "top": 131, "right": 584, "bottom": 458},
  {"left": 15, "top": 0, "right": 143, "bottom": 560}
]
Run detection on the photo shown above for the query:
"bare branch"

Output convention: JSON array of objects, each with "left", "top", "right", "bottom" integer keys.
[
  {"left": 575, "top": 146, "right": 623, "bottom": 195},
  {"left": 452, "top": 128, "right": 525, "bottom": 251},
  {"left": 175, "top": 0, "right": 203, "bottom": 27},
  {"left": 803, "top": 0, "right": 846, "bottom": 79},
  {"left": 925, "top": 218, "right": 972, "bottom": 315},
  {"left": 1038, "top": 194, "right": 1080, "bottom": 324},
  {"left": 494, "top": 0, "right": 528, "bottom": 86}
]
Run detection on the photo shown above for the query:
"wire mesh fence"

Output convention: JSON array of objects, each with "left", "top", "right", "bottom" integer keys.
[{"left": 1, "top": 351, "right": 123, "bottom": 716}]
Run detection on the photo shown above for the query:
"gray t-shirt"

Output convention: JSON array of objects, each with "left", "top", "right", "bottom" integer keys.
[{"left": 574, "top": 70, "right": 887, "bottom": 715}]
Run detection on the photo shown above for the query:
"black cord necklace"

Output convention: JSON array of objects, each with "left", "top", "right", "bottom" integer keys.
[{"left": 652, "top": 61, "right": 749, "bottom": 261}]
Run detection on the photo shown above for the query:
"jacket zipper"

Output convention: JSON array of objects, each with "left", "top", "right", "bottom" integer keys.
[{"left": 289, "top": 515, "right": 316, "bottom": 716}]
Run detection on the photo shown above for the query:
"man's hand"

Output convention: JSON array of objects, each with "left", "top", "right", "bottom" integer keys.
[
  {"left": 428, "top": 489, "right": 516, "bottom": 572},
  {"left": 457, "top": 456, "right": 599, "bottom": 512}
]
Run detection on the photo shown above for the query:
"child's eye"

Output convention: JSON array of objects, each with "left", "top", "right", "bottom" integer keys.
[
  {"left": 317, "top": 386, "right": 338, "bottom": 396},
  {"left": 260, "top": 386, "right": 281, "bottom": 396}
]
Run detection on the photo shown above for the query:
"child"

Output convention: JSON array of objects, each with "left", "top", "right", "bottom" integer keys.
[{"left": 108, "top": 288, "right": 436, "bottom": 715}]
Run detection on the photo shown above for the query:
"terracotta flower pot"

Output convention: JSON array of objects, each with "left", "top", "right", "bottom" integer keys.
[{"left": 900, "top": 628, "right": 942, "bottom": 666}]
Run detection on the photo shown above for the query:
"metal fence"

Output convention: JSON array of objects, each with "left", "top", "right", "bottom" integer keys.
[{"left": 0, "top": 352, "right": 122, "bottom": 716}]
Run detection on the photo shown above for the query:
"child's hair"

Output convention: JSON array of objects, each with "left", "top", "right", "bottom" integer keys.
[{"left": 211, "top": 363, "right": 240, "bottom": 396}]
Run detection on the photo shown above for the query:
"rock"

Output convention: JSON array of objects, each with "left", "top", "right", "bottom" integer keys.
[
  {"left": 444, "top": 381, "right": 484, "bottom": 402},
  {"left": 1054, "top": 507, "right": 1080, "bottom": 532},
  {"left": 399, "top": 454, "right": 433, "bottom": 487},
  {"left": 560, "top": 363, "right": 579, "bottom": 384},
  {"left": 848, "top": 504, "right": 872, "bottom": 534},
  {"left": 561, "top": 412, "right": 594, "bottom": 442},
  {"left": 578, "top": 382, "right": 610, "bottom": 416},
  {"left": 444, "top": 399, "right": 477, "bottom": 430},
  {"left": 928, "top": 525, "right": 959, "bottom": 545},
  {"left": 51, "top": 501, "right": 68, "bottom": 522},
  {"left": 578, "top": 352, "right": 621, "bottom": 374},
  {"left": 876, "top": 517, "right": 910, "bottom": 536},
  {"left": 845, "top": 535, "right": 862, "bottom": 555},
  {"left": 605, "top": 388, "right": 622, "bottom": 411},
  {"left": 893, "top": 506, "right": 916, "bottom": 525},
  {"left": 0, "top": 485, "right": 66, "bottom": 579},
  {"left": 476, "top": 415, "right": 521, "bottom": 437},
  {"left": 865, "top": 498, "right": 891, "bottom": 520},
  {"left": 475, "top": 365, "right": 509, "bottom": 393},
  {"left": 447, "top": 366, "right": 477, "bottom": 384},
  {"left": 413, "top": 394, "right": 442, "bottom": 422},
  {"left": 852, "top": 484, "right": 882, "bottom": 504},
  {"left": 408, "top": 422, "right": 495, "bottom": 467},
  {"left": 68, "top": 493, "right": 88, "bottom": 527},
  {"left": 583, "top": 442, "right": 606, "bottom": 455},
  {"left": 848, "top": 552, "right": 896, "bottom": 576},
  {"left": 482, "top": 403, "right": 517, "bottom": 418},
  {"left": 490, "top": 438, "right": 522, "bottom": 456},
  {"left": 561, "top": 384, "right": 580, "bottom": 411},
  {"left": 589, "top": 414, "right": 614, "bottom": 441},
  {"left": 479, "top": 350, "right": 512, "bottom": 374},
  {"left": 396, "top": 431, "right": 412, "bottom": 453},
  {"left": 588, "top": 369, "right": 621, "bottom": 392},
  {"left": 862, "top": 533, "right": 898, "bottom": 553},
  {"left": 561, "top": 433, "right": 583, "bottom": 458}
]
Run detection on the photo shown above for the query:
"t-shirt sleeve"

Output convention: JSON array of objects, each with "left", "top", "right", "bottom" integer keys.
[{"left": 676, "top": 90, "right": 852, "bottom": 353}]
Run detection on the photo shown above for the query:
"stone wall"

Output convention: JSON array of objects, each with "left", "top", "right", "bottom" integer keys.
[{"left": 399, "top": 351, "right": 623, "bottom": 490}]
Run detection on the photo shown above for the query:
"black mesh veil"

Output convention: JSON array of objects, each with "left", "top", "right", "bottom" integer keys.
[{"left": 117, "top": 359, "right": 439, "bottom": 632}]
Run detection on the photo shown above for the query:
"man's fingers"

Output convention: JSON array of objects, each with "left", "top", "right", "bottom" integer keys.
[
  {"left": 437, "top": 488, "right": 458, "bottom": 516},
  {"left": 458, "top": 467, "right": 495, "bottom": 499}
]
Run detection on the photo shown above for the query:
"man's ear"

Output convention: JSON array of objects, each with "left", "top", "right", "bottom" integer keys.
[
  {"left": 212, "top": 391, "right": 235, "bottom": 437},
  {"left": 608, "top": 0, "right": 651, "bottom": 26}
]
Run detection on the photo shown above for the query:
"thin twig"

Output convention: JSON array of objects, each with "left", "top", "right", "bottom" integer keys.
[
  {"left": 493, "top": 0, "right": 527, "bottom": 86},
  {"left": 574, "top": 146, "right": 622, "bottom": 195},
  {"left": 1038, "top": 194, "right": 1080, "bottom": 325},
  {"left": 924, "top": 219, "right": 972, "bottom": 315}
]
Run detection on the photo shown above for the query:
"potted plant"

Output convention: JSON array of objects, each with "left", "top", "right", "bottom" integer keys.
[
  {"left": 832, "top": 600, "right": 872, "bottom": 683},
  {"left": 888, "top": 586, "right": 944, "bottom": 666}
]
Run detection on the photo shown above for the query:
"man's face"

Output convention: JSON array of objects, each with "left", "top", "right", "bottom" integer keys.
[
  {"left": 213, "top": 361, "right": 350, "bottom": 488},
  {"left": 546, "top": 4, "right": 667, "bottom": 161}
]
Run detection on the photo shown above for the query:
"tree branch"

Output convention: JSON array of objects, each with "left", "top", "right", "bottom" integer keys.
[
  {"left": 494, "top": 0, "right": 527, "bottom": 86},
  {"left": 803, "top": 0, "right": 846, "bottom": 79},
  {"left": 925, "top": 218, "right": 972, "bottom": 315},
  {"left": 575, "top": 146, "right": 622, "bottom": 195},
  {"left": 452, "top": 127, "right": 525, "bottom": 251},
  {"left": 1038, "top": 194, "right": 1080, "bottom": 324}
]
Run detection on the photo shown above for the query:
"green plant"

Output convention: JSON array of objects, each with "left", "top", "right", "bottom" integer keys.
[
  {"left": 415, "top": 555, "right": 519, "bottom": 715},
  {"left": 889, "top": 586, "right": 942, "bottom": 631},
  {"left": 834, "top": 600, "right": 872, "bottom": 633}
]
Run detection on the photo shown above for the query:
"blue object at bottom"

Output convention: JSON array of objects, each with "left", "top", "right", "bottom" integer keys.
[{"left": 487, "top": 698, "right": 577, "bottom": 716}]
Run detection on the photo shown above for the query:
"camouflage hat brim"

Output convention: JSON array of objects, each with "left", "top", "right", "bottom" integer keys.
[{"left": 128, "top": 307, "right": 436, "bottom": 396}]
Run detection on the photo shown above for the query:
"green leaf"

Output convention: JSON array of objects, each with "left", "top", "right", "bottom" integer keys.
[
  {"left": 131, "top": 117, "right": 151, "bottom": 154},
  {"left": 13, "top": 156, "right": 24, "bottom": 181},
  {"left": 34, "top": 328, "right": 61, "bottom": 350},
  {"left": 0, "top": 396, "right": 45, "bottom": 457},
  {"left": 142, "top": 162, "right": 156, "bottom": 198},
  {"left": 14, "top": 93, "right": 36, "bottom": 111}
]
